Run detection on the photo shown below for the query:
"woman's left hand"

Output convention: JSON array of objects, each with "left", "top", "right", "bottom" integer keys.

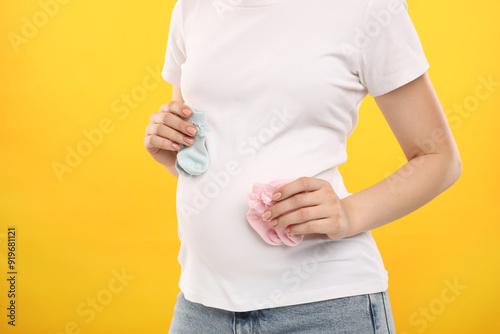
[{"left": 261, "top": 177, "right": 353, "bottom": 240}]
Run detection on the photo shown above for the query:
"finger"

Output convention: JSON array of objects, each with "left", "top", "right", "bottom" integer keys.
[
  {"left": 285, "top": 218, "right": 339, "bottom": 237},
  {"left": 150, "top": 111, "right": 198, "bottom": 138},
  {"left": 150, "top": 109, "right": 197, "bottom": 134},
  {"left": 263, "top": 190, "right": 318, "bottom": 222},
  {"left": 145, "top": 123, "right": 194, "bottom": 146},
  {"left": 158, "top": 101, "right": 192, "bottom": 118},
  {"left": 263, "top": 183, "right": 338, "bottom": 222},
  {"left": 271, "top": 203, "right": 334, "bottom": 229},
  {"left": 271, "top": 177, "right": 326, "bottom": 202},
  {"left": 144, "top": 134, "right": 180, "bottom": 151}
]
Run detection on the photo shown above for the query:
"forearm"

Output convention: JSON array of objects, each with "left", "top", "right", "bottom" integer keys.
[{"left": 341, "top": 151, "right": 461, "bottom": 237}]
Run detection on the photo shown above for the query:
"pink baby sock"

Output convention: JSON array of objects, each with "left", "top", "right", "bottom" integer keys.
[{"left": 246, "top": 178, "right": 304, "bottom": 246}]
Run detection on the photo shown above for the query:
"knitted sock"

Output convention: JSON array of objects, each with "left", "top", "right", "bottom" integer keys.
[
  {"left": 175, "top": 106, "right": 211, "bottom": 177},
  {"left": 246, "top": 178, "right": 304, "bottom": 246},
  {"left": 247, "top": 183, "right": 283, "bottom": 245}
]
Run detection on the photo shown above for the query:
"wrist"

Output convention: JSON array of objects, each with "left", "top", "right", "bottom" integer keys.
[{"left": 339, "top": 195, "right": 362, "bottom": 238}]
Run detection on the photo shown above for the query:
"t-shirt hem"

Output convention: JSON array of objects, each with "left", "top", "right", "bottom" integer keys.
[{"left": 180, "top": 280, "right": 388, "bottom": 312}]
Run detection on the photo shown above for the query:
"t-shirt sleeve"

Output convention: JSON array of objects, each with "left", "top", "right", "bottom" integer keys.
[
  {"left": 161, "top": 1, "right": 186, "bottom": 87},
  {"left": 358, "top": 0, "right": 429, "bottom": 97}
]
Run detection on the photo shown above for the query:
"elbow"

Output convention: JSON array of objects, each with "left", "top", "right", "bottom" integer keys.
[
  {"left": 455, "top": 153, "right": 462, "bottom": 180},
  {"left": 445, "top": 150, "right": 462, "bottom": 188}
]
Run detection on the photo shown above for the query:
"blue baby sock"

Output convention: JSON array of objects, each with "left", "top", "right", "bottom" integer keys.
[{"left": 175, "top": 106, "right": 211, "bottom": 177}]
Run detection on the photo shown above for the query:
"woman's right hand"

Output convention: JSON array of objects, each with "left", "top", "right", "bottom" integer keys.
[{"left": 144, "top": 101, "right": 198, "bottom": 171}]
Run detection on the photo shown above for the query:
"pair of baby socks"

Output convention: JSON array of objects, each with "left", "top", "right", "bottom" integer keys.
[
  {"left": 246, "top": 178, "right": 304, "bottom": 246},
  {"left": 175, "top": 106, "right": 211, "bottom": 177}
]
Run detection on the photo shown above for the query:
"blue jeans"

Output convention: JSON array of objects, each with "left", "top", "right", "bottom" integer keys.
[{"left": 169, "top": 291, "right": 396, "bottom": 333}]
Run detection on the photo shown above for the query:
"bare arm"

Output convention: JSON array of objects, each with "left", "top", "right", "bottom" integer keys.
[
  {"left": 172, "top": 85, "right": 185, "bottom": 104},
  {"left": 262, "top": 72, "right": 462, "bottom": 239},
  {"left": 340, "top": 72, "right": 462, "bottom": 236}
]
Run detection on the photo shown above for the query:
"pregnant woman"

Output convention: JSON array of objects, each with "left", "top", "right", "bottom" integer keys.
[{"left": 144, "top": 0, "right": 461, "bottom": 332}]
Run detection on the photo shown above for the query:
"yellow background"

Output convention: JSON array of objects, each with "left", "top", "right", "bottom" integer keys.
[{"left": 0, "top": 0, "right": 498, "bottom": 333}]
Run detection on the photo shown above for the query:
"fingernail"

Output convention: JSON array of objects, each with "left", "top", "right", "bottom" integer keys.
[
  {"left": 262, "top": 211, "right": 271, "bottom": 221},
  {"left": 270, "top": 219, "right": 278, "bottom": 228},
  {"left": 272, "top": 192, "right": 281, "bottom": 201},
  {"left": 284, "top": 227, "right": 291, "bottom": 234},
  {"left": 182, "top": 108, "right": 191, "bottom": 117},
  {"left": 184, "top": 137, "right": 194, "bottom": 145},
  {"left": 172, "top": 143, "right": 180, "bottom": 150},
  {"left": 187, "top": 126, "right": 197, "bottom": 135}
]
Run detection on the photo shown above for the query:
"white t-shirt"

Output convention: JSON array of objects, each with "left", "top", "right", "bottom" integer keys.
[{"left": 162, "top": 0, "right": 429, "bottom": 312}]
